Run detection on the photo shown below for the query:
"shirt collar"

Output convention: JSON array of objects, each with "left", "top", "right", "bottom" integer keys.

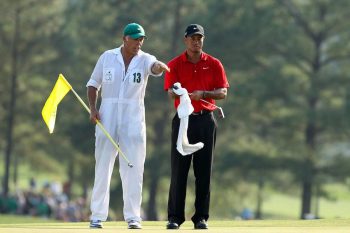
[
  {"left": 181, "top": 51, "right": 208, "bottom": 62},
  {"left": 110, "top": 46, "right": 120, "bottom": 55}
]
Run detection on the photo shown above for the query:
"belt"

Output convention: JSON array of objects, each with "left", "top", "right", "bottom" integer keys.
[{"left": 191, "top": 110, "right": 212, "bottom": 115}]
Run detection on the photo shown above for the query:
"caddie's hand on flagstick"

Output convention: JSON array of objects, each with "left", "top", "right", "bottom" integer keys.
[
  {"left": 89, "top": 107, "right": 101, "bottom": 124},
  {"left": 41, "top": 74, "right": 133, "bottom": 168}
]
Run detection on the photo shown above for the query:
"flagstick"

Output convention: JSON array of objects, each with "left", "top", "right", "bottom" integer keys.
[{"left": 70, "top": 88, "right": 133, "bottom": 168}]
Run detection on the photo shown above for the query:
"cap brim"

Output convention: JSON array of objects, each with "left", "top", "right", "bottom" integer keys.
[
  {"left": 186, "top": 32, "right": 204, "bottom": 37},
  {"left": 129, "top": 33, "right": 146, "bottom": 39}
]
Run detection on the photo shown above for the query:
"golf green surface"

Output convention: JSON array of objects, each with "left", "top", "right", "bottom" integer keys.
[{"left": 0, "top": 219, "right": 349, "bottom": 233}]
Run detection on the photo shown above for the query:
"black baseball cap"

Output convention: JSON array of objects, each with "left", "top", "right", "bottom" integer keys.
[{"left": 184, "top": 24, "right": 204, "bottom": 37}]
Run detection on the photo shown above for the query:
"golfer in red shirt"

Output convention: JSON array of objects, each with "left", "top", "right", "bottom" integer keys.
[{"left": 164, "top": 24, "right": 229, "bottom": 230}]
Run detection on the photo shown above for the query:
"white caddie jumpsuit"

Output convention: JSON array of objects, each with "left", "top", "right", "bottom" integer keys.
[{"left": 86, "top": 46, "right": 160, "bottom": 223}]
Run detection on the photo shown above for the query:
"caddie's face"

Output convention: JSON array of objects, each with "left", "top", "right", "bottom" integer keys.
[
  {"left": 123, "top": 36, "right": 145, "bottom": 55},
  {"left": 184, "top": 34, "right": 204, "bottom": 53}
]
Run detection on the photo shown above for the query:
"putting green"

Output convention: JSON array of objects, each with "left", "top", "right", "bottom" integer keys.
[{"left": 0, "top": 219, "right": 349, "bottom": 233}]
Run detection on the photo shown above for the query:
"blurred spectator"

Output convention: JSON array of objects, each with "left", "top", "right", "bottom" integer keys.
[
  {"left": 0, "top": 194, "right": 18, "bottom": 214},
  {"left": 0, "top": 181, "right": 89, "bottom": 222},
  {"left": 29, "top": 177, "right": 37, "bottom": 191},
  {"left": 50, "top": 182, "right": 62, "bottom": 196},
  {"left": 63, "top": 181, "right": 71, "bottom": 199},
  {"left": 36, "top": 195, "right": 51, "bottom": 217},
  {"left": 240, "top": 208, "right": 254, "bottom": 220}
]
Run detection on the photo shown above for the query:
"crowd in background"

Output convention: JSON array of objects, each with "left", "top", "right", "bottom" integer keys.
[
  {"left": 0, "top": 178, "right": 89, "bottom": 222},
  {"left": 1, "top": 178, "right": 257, "bottom": 222}
]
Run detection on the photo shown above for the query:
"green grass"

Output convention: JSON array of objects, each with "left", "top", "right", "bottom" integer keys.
[
  {"left": 0, "top": 219, "right": 349, "bottom": 233},
  {"left": 261, "top": 189, "right": 350, "bottom": 219},
  {"left": 0, "top": 215, "right": 61, "bottom": 224}
]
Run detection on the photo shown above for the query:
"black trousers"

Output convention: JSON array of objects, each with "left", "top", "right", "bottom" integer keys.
[{"left": 167, "top": 112, "right": 217, "bottom": 225}]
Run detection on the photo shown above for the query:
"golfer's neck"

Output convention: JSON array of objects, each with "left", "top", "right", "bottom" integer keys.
[{"left": 186, "top": 50, "right": 202, "bottom": 64}]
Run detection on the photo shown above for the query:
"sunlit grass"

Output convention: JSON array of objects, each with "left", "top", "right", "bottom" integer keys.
[
  {"left": 0, "top": 214, "right": 61, "bottom": 224},
  {"left": 262, "top": 191, "right": 350, "bottom": 219},
  {"left": 0, "top": 218, "right": 349, "bottom": 233}
]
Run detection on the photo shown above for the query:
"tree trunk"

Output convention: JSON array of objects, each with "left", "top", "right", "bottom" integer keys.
[
  {"left": 314, "top": 183, "right": 320, "bottom": 218},
  {"left": 281, "top": 0, "right": 326, "bottom": 220},
  {"left": 169, "top": 0, "right": 182, "bottom": 57},
  {"left": 3, "top": 7, "right": 20, "bottom": 197},
  {"left": 300, "top": 121, "right": 316, "bottom": 219},
  {"left": 300, "top": 178, "right": 312, "bottom": 219},
  {"left": 65, "top": 158, "right": 74, "bottom": 199},
  {"left": 146, "top": 175, "right": 159, "bottom": 220},
  {"left": 255, "top": 178, "right": 264, "bottom": 219}
]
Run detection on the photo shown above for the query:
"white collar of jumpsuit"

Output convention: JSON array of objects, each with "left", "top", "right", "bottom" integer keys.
[
  {"left": 112, "top": 46, "right": 144, "bottom": 71},
  {"left": 173, "top": 82, "right": 204, "bottom": 156},
  {"left": 111, "top": 45, "right": 144, "bottom": 56}
]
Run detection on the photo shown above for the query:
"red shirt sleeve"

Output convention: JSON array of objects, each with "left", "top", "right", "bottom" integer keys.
[{"left": 213, "top": 58, "right": 230, "bottom": 89}]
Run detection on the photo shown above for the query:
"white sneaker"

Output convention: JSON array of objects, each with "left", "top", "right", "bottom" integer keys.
[
  {"left": 128, "top": 220, "right": 142, "bottom": 229},
  {"left": 90, "top": 220, "right": 103, "bottom": 228}
]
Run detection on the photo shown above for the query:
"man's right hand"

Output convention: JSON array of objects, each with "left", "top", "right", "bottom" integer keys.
[
  {"left": 87, "top": 86, "right": 100, "bottom": 123},
  {"left": 89, "top": 108, "right": 100, "bottom": 124}
]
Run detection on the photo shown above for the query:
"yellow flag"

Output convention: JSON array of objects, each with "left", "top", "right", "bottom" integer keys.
[{"left": 41, "top": 74, "right": 72, "bottom": 133}]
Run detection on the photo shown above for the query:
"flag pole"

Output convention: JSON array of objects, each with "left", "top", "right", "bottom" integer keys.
[{"left": 68, "top": 83, "right": 133, "bottom": 168}]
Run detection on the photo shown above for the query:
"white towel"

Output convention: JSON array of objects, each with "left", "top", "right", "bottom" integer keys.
[{"left": 173, "top": 82, "right": 204, "bottom": 156}]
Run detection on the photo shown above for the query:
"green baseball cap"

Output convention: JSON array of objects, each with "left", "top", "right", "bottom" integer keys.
[{"left": 123, "top": 23, "right": 146, "bottom": 39}]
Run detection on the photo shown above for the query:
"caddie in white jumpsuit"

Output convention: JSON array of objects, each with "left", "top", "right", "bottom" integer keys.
[{"left": 86, "top": 23, "right": 169, "bottom": 229}]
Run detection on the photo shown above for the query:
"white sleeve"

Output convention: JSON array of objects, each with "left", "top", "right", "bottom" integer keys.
[
  {"left": 86, "top": 53, "right": 104, "bottom": 90},
  {"left": 146, "top": 54, "right": 163, "bottom": 77}
]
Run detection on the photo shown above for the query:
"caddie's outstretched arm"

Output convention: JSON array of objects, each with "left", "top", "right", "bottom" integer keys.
[{"left": 151, "top": 61, "right": 170, "bottom": 74}]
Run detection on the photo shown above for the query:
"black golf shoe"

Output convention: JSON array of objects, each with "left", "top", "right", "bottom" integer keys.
[
  {"left": 166, "top": 221, "right": 179, "bottom": 229},
  {"left": 194, "top": 219, "right": 208, "bottom": 229}
]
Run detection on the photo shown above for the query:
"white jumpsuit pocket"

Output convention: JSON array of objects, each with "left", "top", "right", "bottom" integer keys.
[{"left": 103, "top": 68, "right": 115, "bottom": 83}]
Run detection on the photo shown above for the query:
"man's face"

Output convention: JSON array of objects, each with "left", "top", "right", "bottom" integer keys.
[
  {"left": 184, "top": 34, "right": 204, "bottom": 53},
  {"left": 123, "top": 36, "right": 145, "bottom": 55}
]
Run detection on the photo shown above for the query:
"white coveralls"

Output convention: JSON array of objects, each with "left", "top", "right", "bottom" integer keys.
[{"left": 86, "top": 46, "right": 161, "bottom": 223}]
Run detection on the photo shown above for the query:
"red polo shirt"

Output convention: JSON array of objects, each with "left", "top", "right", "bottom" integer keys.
[{"left": 164, "top": 51, "right": 229, "bottom": 112}]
